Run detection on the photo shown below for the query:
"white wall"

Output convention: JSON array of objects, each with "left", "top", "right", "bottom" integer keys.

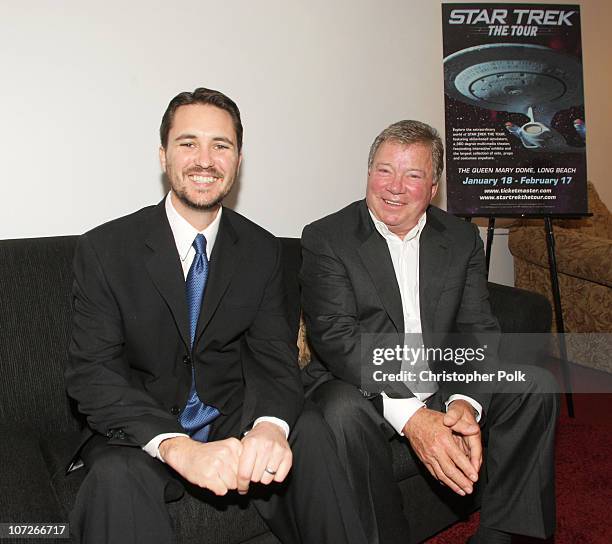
[{"left": 2, "top": 1, "right": 610, "bottom": 286}]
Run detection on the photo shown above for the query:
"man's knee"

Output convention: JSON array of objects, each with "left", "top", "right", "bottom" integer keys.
[
  {"left": 525, "top": 366, "right": 557, "bottom": 392},
  {"left": 287, "top": 403, "right": 343, "bottom": 466},
  {"left": 309, "top": 380, "right": 377, "bottom": 433},
  {"left": 291, "top": 404, "right": 328, "bottom": 440},
  {"left": 494, "top": 365, "right": 559, "bottom": 421},
  {"left": 85, "top": 445, "right": 158, "bottom": 492},
  {"left": 525, "top": 366, "right": 559, "bottom": 418}
]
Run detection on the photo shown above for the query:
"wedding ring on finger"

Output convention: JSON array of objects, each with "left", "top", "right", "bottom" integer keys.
[{"left": 264, "top": 467, "right": 277, "bottom": 475}]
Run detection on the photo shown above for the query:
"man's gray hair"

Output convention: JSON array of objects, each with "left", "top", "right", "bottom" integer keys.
[{"left": 367, "top": 120, "right": 444, "bottom": 183}]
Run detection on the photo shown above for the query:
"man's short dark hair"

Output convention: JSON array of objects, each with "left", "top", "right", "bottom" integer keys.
[
  {"left": 368, "top": 120, "right": 444, "bottom": 183},
  {"left": 160, "top": 87, "right": 243, "bottom": 151}
]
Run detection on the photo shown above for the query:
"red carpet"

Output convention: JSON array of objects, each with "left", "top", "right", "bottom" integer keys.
[{"left": 426, "top": 393, "right": 612, "bottom": 543}]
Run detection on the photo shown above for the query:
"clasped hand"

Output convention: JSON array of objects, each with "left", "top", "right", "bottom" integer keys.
[
  {"left": 403, "top": 400, "right": 482, "bottom": 496},
  {"left": 159, "top": 422, "right": 292, "bottom": 496}
]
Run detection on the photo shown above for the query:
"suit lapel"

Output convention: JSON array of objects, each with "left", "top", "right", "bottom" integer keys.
[
  {"left": 356, "top": 202, "right": 404, "bottom": 333},
  {"left": 194, "top": 210, "right": 240, "bottom": 345},
  {"left": 419, "top": 209, "right": 450, "bottom": 334},
  {"left": 144, "top": 203, "right": 191, "bottom": 349}
]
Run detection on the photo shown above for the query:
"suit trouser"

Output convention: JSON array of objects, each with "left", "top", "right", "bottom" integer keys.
[
  {"left": 70, "top": 402, "right": 368, "bottom": 544},
  {"left": 309, "top": 364, "right": 559, "bottom": 544}
]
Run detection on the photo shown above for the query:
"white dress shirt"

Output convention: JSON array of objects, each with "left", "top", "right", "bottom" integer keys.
[
  {"left": 143, "top": 193, "right": 289, "bottom": 461},
  {"left": 369, "top": 210, "right": 482, "bottom": 435}
]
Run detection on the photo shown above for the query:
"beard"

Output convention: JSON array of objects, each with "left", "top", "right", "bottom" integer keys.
[
  {"left": 173, "top": 186, "right": 226, "bottom": 210},
  {"left": 170, "top": 166, "right": 235, "bottom": 211}
]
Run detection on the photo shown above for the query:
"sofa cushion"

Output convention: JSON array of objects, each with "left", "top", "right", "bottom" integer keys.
[
  {"left": 40, "top": 431, "right": 83, "bottom": 521},
  {"left": 0, "top": 426, "right": 68, "bottom": 528},
  {"left": 166, "top": 487, "right": 275, "bottom": 544}
]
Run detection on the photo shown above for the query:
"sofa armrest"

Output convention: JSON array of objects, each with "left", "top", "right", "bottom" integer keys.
[
  {"left": 509, "top": 226, "right": 612, "bottom": 287},
  {"left": 487, "top": 282, "right": 552, "bottom": 334}
]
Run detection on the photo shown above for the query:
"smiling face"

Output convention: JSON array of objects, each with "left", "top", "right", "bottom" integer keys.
[
  {"left": 159, "top": 103, "right": 241, "bottom": 226},
  {"left": 366, "top": 141, "right": 438, "bottom": 239}
]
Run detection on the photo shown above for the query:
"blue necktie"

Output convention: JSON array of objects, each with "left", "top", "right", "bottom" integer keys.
[{"left": 178, "top": 234, "right": 220, "bottom": 442}]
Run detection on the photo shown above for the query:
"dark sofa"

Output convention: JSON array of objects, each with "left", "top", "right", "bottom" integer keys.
[{"left": 0, "top": 235, "right": 552, "bottom": 543}]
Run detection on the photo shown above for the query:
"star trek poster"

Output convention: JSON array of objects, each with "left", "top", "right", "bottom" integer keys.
[{"left": 442, "top": 3, "right": 587, "bottom": 216}]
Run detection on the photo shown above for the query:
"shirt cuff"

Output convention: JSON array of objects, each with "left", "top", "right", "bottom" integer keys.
[
  {"left": 253, "top": 417, "right": 290, "bottom": 439},
  {"left": 382, "top": 393, "right": 426, "bottom": 435},
  {"left": 143, "top": 432, "right": 189, "bottom": 462},
  {"left": 445, "top": 394, "right": 483, "bottom": 422}
]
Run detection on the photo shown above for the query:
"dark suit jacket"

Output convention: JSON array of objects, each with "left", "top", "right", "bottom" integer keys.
[
  {"left": 299, "top": 200, "right": 500, "bottom": 413},
  {"left": 66, "top": 200, "right": 302, "bottom": 450}
]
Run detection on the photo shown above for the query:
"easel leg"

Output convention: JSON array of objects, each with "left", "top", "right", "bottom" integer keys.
[
  {"left": 544, "top": 217, "right": 575, "bottom": 417},
  {"left": 485, "top": 217, "right": 495, "bottom": 279}
]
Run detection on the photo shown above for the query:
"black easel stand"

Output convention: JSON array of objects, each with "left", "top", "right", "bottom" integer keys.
[
  {"left": 485, "top": 217, "right": 495, "bottom": 276},
  {"left": 543, "top": 217, "right": 575, "bottom": 417},
  {"left": 464, "top": 214, "right": 577, "bottom": 417}
]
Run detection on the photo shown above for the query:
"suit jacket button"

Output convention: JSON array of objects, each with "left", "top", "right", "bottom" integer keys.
[
  {"left": 183, "top": 355, "right": 191, "bottom": 365},
  {"left": 170, "top": 406, "right": 181, "bottom": 415}
]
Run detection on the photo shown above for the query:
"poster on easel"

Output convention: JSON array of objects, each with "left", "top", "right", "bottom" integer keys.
[{"left": 442, "top": 3, "right": 587, "bottom": 216}]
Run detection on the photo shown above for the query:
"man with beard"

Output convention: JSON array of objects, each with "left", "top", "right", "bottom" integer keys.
[{"left": 65, "top": 88, "right": 367, "bottom": 544}]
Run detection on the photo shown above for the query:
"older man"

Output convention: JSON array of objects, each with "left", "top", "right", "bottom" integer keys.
[
  {"left": 300, "top": 120, "right": 558, "bottom": 544},
  {"left": 66, "top": 87, "right": 367, "bottom": 544}
]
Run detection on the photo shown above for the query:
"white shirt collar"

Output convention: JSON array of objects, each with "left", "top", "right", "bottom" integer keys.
[
  {"left": 164, "top": 192, "right": 222, "bottom": 262},
  {"left": 368, "top": 208, "right": 427, "bottom": 243}
]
